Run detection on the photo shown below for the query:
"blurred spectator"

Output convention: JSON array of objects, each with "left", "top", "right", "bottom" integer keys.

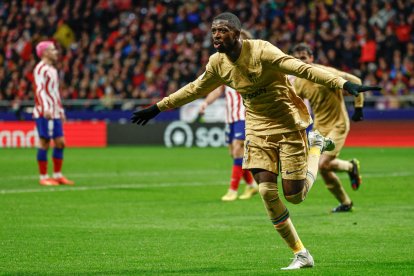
[{"left": 0, "top": 0, "right": 413, "bottom": 110}]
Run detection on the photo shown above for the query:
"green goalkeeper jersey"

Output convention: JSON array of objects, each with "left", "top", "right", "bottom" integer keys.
[{"left": 157, "top": 39, "right": 347, "bottom": 135}]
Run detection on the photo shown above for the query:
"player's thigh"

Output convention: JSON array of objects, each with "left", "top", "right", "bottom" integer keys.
[
  {"left": 52, "top": 119, "right": 65, "bottom": 147},
  {"left": 232, "top": 139, "right": 244, "bottom": 157},
  {"left": 279, "top": 130, "right": 308, "bottom": 181},
  {"left": 243, "top": 134, "right": 279, "bottom": 174},
  {"left": 229, "top": 120, "right": 246, "bottom": 158},
  {"left": 35, "top": 117, "right": 52, "bottom": 140},
  {"left": 224, "top": 123, "right": 233, "bottom": 145}
]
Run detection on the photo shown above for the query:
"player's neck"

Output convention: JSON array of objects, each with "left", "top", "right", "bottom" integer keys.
[
  {"left": 226, "top": 40, "right": 243, "bottom": 63},
  {"left": 42, "top": 58, "right": 55, "bottom": 66}
]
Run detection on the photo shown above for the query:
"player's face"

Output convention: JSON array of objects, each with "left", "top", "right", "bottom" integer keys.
[
  {"left": 211, "top": 21, "right": 239, "bottom": 53},
  {"left": 293, "top": 50, "right": 314, "bottom": 64},
  {"left": 45, "top": 45, "right": 59, "bottom": 63}
]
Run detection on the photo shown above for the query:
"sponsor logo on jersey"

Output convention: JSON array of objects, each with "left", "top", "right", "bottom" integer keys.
[{"left": 241, "top": 88, "right": 267, "bottom": 100}]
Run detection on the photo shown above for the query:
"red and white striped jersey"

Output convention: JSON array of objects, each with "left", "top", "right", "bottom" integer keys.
[
  {"left": 33, "top": 60, "right": 64, "bottom": 119},
  {"left": 224, "top": 86, "right": 245, "bottom": 123}
]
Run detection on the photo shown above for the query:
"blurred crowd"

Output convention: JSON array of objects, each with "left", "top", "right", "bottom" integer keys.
[{"left": 0, "top": 0, "right": 413, "bottom": 110}]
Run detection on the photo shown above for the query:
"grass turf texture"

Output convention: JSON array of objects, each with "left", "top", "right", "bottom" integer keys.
[{"left": 0, "top": 147, "right": 413, "bottom": 275}]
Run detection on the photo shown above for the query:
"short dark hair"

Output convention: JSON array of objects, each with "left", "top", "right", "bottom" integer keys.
[
  {"left": 213, "top": 12, "right": 241, "bottom": 31},
  {"left": 290, "top": 43, "right": 313, "bottom": 56}
]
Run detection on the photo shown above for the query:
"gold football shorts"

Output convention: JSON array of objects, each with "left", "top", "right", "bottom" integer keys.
[{"left": 243, "top": 130, "right": 308, "bottom": 180}]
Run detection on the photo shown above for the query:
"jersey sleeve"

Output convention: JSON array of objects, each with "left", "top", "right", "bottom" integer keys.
[
  {"left": 157, "top": 60, "right": 223, "bottom": 111},
  {"left": 341, "top": 71, "right": 364, "bottom": 108},
  {"left": 328, "top": 66, "right": 364, "bottom": 108},
  {"left": 261, "top": 42, "right": 347, "bottom": 89}
]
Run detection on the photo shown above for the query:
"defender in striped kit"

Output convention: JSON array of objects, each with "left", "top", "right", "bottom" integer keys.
[{"left": 33, "top": 41, "right": 74, "bottom": 186}]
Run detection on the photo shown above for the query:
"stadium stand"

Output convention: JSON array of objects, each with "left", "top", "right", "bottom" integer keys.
[{"left": 0, "top": 0, "right": 413, "bottom": 111}]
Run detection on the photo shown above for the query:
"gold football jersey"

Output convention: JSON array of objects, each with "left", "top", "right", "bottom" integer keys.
[
  {"left": 293, "top": 64, "right": 363, "bottom": 132},
  {"left": 157, "top": 39, "right": 347, "bottom": 135}
]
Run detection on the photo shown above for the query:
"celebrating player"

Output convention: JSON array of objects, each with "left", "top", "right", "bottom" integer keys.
[
  {"left": 33, "top": 41, "right": 74, "bottom": 186},
  {"left": 198, "top": 29, "right": 257, "bottom": 202},
  {"left": 131, "top": 13, "right": 380, "bottom": 270},
  {"left": 291, "top": 43, "right": 363, "bottom": 213}
]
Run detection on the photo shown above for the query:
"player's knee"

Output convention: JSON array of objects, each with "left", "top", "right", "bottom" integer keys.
[
  {"left": 232, "top": 144, "right": 244, "bottom": 157},
  {"left": 319, "top": 168, "right": 330, "bottom": 178},
  {"left": 325, "top": 182, "right": 335, "bottom": 190},
  {"left": 258, "top": 182, "right": 278, "bottom": 202},
  {"left": 319, "top": 159, "right": 332, "bottom": 171},
  {"left": 39, "top": 144, "right": 50, "bottom": 150},
  {"left": 56, "top": 143, "right": 65, "bottom": 149},
  {"left": 282, "top": 179, "right": 306, "bottom": 204},
  {"left": 39, "top": 138, "right": 50, "bottom": 150},
  {"left": 285, "top": 191, "right": 306, "bottom": 204},
  {"left": 54, "top": 139, "right": 65, "bottom": 149}
]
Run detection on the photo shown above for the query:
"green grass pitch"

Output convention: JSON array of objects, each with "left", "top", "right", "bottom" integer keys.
[{"left": 1, "top": 147, "right": 413, "bottom": 275}]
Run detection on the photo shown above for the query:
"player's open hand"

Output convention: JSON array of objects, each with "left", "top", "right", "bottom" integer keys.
[
  {"left": 343, "top": 81, "right": 381, "bottom": 96},
  {"left": 351, "top": 107, "right": 364, "bottom": 122},
  {"left": 131, "top": 104, "right": 161, "bottom": 125}
]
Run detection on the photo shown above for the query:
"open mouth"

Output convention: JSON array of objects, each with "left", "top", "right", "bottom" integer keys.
[{"left": 213, "top": 41, "right": 223, "bottom": 49}]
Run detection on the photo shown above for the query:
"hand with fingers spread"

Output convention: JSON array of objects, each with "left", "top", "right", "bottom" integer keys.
[
  {"left": 131, "top": 104, "right": 161, "bottom": 125},
  {"left": 343, "top": 81, "right": 381, "bottom": 96},
  {"left": 351, "top": 107, "right": 364, "bottom": 122}
]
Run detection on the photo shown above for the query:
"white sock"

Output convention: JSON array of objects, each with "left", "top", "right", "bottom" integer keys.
[
  {"left": 53, "top": 172, "right": 62, "bottom": 178},
  {"left": 297, "top": 248, "right": 308, "bottom": 255},
  {"left": 40, "top": 174, "right": 49, "bottom": 180},
  {"left": 247, "top": 182, "right": 258, "bottom": 188}
]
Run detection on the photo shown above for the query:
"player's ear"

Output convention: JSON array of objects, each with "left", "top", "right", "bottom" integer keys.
[{"left": 234, "top": 30, "right": 241, "bottom": 41}]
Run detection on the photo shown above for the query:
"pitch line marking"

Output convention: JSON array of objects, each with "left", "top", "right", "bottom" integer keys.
[
  {"left": 0, "top": 181, "right": 221, "bottom": 195},
  {"left": 2, "top": 170, "right": 413, "bottom": 181},
  {"left": 0, "top": 171, "right": 413, "bottom": 195},
  {"left": 3, "top": 169, "right": 225, "bottom": 180}
]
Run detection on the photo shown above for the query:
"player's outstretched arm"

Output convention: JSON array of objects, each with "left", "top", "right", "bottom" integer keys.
[
  {"left": 343, "top": 81, "right": 381, "bottom": 96},
  {"left": 131, "top": 104, "right": 161, "bottom": 126}
]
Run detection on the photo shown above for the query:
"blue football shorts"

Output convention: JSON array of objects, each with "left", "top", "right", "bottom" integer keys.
[
  {"left": 225, "top": 120, "right": 246, "bottom": 144},
  {"left": 35, "top": 117, "right": 64, "bottom": 139}
]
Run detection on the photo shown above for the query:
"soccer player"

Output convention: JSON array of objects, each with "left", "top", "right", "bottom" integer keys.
[
  {"left": 33, "top": 41, "right": 74, "bottom": 186},
  {"left": 290, "top": 43, "right": 363, "bottom": 213},
  {"left": 131, "top": 13, "right": 380, "bottom": 270},
  {"left": 199, "top": 85, "right": 258, "bottom": 201},
  {"left": 199, "top": 29, "right": 257, "bottom": 202}
]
